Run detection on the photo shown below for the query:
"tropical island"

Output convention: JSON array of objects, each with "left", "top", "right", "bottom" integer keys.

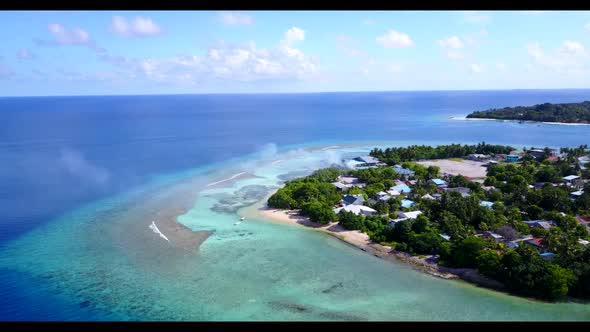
[
  {"left": 466, "top": 101, "right": 590, "bottom": 124},
  {"left": 264, "top": 142, "right": 590, "bottom": 301}
]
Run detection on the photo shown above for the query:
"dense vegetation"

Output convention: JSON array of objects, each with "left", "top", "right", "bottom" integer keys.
[
  {"left": 369, "top": 142, "right": 513, "bottom": 165},
  {"left": 267, "top": 143, "right": 590, "bottom": 301},
  {"left": 467, "top": 101, "right": 590, "bottom": 123}
]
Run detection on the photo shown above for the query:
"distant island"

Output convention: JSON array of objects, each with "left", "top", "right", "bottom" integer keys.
[
  {"left": 466, "top": 101, "right": 590, "bottom": 124},
  {"left": 264, "top": 143, "right": 590, "bottom": 302}
]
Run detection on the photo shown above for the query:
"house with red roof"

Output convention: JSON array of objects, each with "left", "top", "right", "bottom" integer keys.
[{"left": 525, "top": 238, "right": 547, "bottom": 252}]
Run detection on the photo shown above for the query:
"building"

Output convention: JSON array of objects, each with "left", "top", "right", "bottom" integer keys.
[
  {"left": 439, "top": 233, "right": 451, "bottom": 241},
  {"left": 483, "top": 231, "right": 503, "bottom": 242},
  {"left": 421, "top": 194, "right": 435, "bottom": 200},
  {"left": 342, "top": 194, "right": 366, "bottom": 206},
  {"left": 445, "top": 187, "right": 470, "bottom": 197},
  {"left": 525, "top": 238, "right": 547, "bottom": 252},
  {"left": 392, "top": 184, "right": 412, "bottom": 193},
  {"left": 480, "top": 201, "right": 494, "bottom": 209},
  {"left": 387, "top": 189, "right": 401, "bottom": 196},
  {"left": 563, "top": 175, "right": 580, "bottom": 183},
  {"left": 338, "top": 176, "right": 359, "bottom": 184},
  {"left": 334, "top": 205, "right": 377, "bottom": 217},
  {"left": 527, "top": 149, "right": 546, "bottom": 159},
  {"left": 400, "top": 199, "right": 415, "bottom": 209},
  {"left": 467, "top": 154, "right": 490, "bottom": 161},
  {"left": 431, "top": 178, "right": 448, "bottom": 188},
  {"left": 578, "top": 239, "right": 590, "bottom": 246},
  {"left": 397, "top": 211, "right": 422, "bottom": 219},
  {"left": 392, "top": 165, "right": 415, "bottom": 178},
  {"left": 352, "top": 156, "right": 384, "bottom": 168},
  {"left": 524, "top": 220, "right": 556, "bottom": 230},
  {"left": 570, "top": 190, "right": 584, "bottom": 200},
  {"left": 331, "top": 182, "right": 352, "bottom": 191},
  {"left": 505, "top": 154, "right": 521, "bottom": 163}
]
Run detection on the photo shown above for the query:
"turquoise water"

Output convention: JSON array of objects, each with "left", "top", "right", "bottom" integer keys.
[{"left": 1, "top": 143, "right": 589, "bottom": 321}]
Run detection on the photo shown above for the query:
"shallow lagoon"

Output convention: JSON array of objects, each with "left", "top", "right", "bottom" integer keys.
[{"left": 1, "top": 143, "right": 589, "bottom": 321}]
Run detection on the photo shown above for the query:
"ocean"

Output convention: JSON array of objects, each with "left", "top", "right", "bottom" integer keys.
[{"left": 1, "top": 90, "right": 590, "bottom": 321}]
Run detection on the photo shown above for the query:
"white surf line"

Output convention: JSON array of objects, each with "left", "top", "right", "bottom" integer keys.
[
  {"left": 149, "top": 221, "right": 171, "bottom": 244},
  {"left": 205, "top": 172, "right": 247, "bottom": 187},
  {"left": 321, "top": 145, "right": 341, "bottom": 150}
]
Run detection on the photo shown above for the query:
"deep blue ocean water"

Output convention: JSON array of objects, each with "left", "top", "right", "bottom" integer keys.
[{"left": 1, "top": 90, "right": 590, "bottom": 320}]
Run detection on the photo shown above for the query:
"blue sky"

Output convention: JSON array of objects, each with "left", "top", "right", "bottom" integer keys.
[{"left": 1, "top": 11, "right": 590, "bottom": 96}]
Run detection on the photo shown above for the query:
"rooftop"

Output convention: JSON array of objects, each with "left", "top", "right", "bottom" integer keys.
[
  {"left": 400, "top": 199, "right": 416, "bottom": 209},
  {"left": 564, "top": 175, "right": 580, "bottom": 181},
  {"left": 431, "top": 179, "right": 447, "bottom": 186}
]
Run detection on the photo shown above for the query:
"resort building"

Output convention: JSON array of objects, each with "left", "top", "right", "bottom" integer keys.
[
  {"left": 392, "top": 183, "right": 412, "bottom": 193},
  {"left": 467, "top": 154, "right": 490, "bottom": 161},
  {"left": 431, "top": 178, "right": 448, "bottom": 188},
  {"left": 483, "top": 231, "right": 503, "bottom": 242},
  {"left": 439, "top": 233, "right": 451, "bottom": 241},
  {"left": 331, "top": 182, "right": 352, "bottom": 191},
  {"left": 400, "top": 199, "right": 415, "bottom": 209},
  {"left": 342, "top": 194, "right": 366, "bottom": 206},
  {"left": 570, "top": 190, "right": 584, "bottom": 200},
  {"left": 524, "top": 220, "right": 556, "bottom": 230},
  {"left": 392, "top": 165, "right": 415, "bottom": 178},
  {"left": 444, "top": 187, "right": 471, "bottom": 197},
  {"left": 397, "top": 211, "right": 423, "bottom": 219},
  {"left": 480, "top": 201, "right": 494, "bottom": 209},
  {"left": 334, "top": 205, "right": 377, "bottom": 217},
  {"left": 505, "top": 154, "right": 521, "bottom": 163}
]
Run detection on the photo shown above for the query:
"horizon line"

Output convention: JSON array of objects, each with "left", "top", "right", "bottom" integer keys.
[{"left": 2, "top": 87, "right": 590, "bottom": 99}]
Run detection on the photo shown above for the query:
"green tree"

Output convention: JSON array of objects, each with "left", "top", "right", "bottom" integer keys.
[{"left": 476, "top": 250, "right": 502, "bottom": 279}]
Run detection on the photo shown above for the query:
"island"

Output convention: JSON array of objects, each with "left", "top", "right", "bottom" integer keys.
[
  {"left": 466, "top": 101, "right": 590, "bottom": 124},
  {"left": 264, "top": 143, "right": 590, "bottom": 301}
]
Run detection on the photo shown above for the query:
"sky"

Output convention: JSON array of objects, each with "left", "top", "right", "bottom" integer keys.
[{"left": 1, "top": 10, "right": 590, "bottom": 96}]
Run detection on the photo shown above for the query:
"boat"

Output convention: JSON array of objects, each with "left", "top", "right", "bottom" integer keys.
[
  {"left": 240, "top": 217, "right": 245, "bottom": 221},
  {"left": 234, "top": 221, "right": 241, "bottom": 226}
]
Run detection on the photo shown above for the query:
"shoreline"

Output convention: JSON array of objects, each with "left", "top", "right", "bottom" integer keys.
[
  {"left": 239, "top": 191, "right": 505, "bottom": 290},
  {"left": 450, "top": 116, "right": 590, "bottom": 126}
]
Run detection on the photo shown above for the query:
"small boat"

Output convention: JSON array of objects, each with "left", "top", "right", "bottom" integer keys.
[
  {"left": 234, "top": 221, "right": 241, "bottom": 226},
  {"left": 240, "top": 217, "right": 245, "bottom": 221}
]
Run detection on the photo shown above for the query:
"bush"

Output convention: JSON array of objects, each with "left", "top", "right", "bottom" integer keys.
[{"left": 301, "top": 200, "right": 336, "bottom": 224}]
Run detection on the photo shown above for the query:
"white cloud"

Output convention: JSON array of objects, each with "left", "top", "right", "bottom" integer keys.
[
  {"left": 438, "top": 36, "right": 464, "bottom": 49},
  {"left": 463, "top": 11, "right": 491, "bottom": 24},
  {"left": 562, "top": 40, "right": 585, "bottom": 56},
  {"left": 376, "top": 29, "right": 414, "bottom": 48},
  {"left": 17, "top": 48, "right": 35, "bottom": 60},
  {"left": 469, "top": 63, "right": 484, "bottom": 73},
  {"left": 336, "top": 35, "right": 365, "bottom": 58},
  {"left": 363, "top": 19, "right": 376, "bottom": 25},
  {"left": 110, "top": 16, "right": 162, "bottom": 37},
  {"left": 48, "top": 23, "right": 91, "bottom": 45},
  {"left": 526, "top": 41, "right": 588, "bottom": 75},
  {"left": 446, "top": 51, "right": 465, "bottom": 61},
  {"left": 387, "top": 63, "right": 403, "bottom": 73},
  {"left": 98, "top": 27, "right": 318, "bottom": 84},
  {"left": 283, "top": 27, "right": 305, "bottom": 45},
  {"left": 218, "top": 12, "right": 253, "bottom": 25},
  {"left": 0, "top": 64, "right": 14, "bottom": 79}
]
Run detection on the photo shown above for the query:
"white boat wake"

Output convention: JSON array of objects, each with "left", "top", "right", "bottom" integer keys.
[
  {"left": 206, "top": 172, "right": 247, "bottom": 187},
  {"left": 149, "top": 221, "right": 171, "bottom": 244}
]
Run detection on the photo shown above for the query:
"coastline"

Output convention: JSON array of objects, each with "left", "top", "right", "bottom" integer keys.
[
  {"left": 239, "top": 191, "right": 505, "bottom": 291},
  {"left": 450, "top": 116, "right": 590, "bottom": 126}
]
